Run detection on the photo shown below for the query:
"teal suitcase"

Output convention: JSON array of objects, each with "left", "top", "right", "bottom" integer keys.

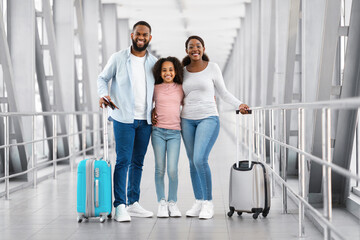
[{"left": 77, "top": 107, "right": 112, "bottom": 223}]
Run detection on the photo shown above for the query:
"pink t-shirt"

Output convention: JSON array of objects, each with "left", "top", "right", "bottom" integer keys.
[{"left": 153, "top": 83, "right": 184, "bottom": 130}]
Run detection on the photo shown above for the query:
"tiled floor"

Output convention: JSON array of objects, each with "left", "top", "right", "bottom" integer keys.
[{"left": 1, "top": 113, "right": 355, "bottom": 240}]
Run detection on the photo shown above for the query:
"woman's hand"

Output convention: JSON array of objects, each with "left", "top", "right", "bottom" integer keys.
[
  {"left": 239, "top": 104, "right": 250, "bottom": 114},
  {"left": 151, "top": 108, "right": 158, "bottom": 125}
]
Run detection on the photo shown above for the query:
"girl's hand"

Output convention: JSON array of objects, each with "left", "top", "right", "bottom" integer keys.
[
  {"left": 239, "top": 104, "right": 250, "bottom": 114},
  {"left": 151, "top": 108, "right": 158, "bottom": 125}
]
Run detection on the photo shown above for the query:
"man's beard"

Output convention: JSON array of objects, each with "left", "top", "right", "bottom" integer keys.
[{"left": 132, "top": 39, "right": 149, "bottom": 52}]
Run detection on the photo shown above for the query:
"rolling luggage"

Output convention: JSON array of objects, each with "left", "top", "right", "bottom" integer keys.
[
  {"left": 77, "top": 106, "right": 112, "bottom": 223},
  {"left": 227, "top": 110, "right": 270, "bottom": 219}
]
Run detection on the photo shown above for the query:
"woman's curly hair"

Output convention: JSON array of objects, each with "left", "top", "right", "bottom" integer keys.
[{"left": 153, "top": 56, "right": 184, "bottom": 85}]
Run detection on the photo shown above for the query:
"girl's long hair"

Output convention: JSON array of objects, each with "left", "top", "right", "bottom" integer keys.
[
  {"left": 182, "top": 35, "right": 209, "bottom": 66},
  {"left": 153, "top": 56, "right": 184, "bottom": 85}
]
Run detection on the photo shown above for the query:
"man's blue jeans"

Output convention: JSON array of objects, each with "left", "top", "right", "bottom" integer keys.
[
  {"left": 181, "top": 116, "right": 220, "bottom": 201},
  {"left": 151, "top": 126, "right": 181, "bottom": 202},
  {"left": 112, "top": 119, "right": 151, "bottom": 207}
]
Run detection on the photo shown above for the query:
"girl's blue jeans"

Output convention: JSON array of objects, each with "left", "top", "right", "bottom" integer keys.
[{"left": 151, "top": 126, "right": 181, "bottom": 202}]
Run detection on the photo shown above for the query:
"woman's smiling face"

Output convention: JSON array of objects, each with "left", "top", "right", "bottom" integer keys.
[{"left": 186, "top": 39, "right": 205, "bottom": 61}]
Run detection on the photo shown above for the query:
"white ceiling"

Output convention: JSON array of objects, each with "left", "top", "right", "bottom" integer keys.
[{"left": 103, "top": 0, "right": 249, "bottom": 70}]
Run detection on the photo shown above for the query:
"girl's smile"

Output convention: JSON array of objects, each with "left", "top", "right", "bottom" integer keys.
[{"left": 161, "top": 61, "right": 176, "bottom": 83}]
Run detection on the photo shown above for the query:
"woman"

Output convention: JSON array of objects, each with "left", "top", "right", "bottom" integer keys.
[{"left": 181, "top": 35, "right": 250, "bottom": 220}]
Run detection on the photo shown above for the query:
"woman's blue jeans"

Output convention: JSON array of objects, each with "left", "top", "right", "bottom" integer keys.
[
  {"left": 181, "top": 116, "right": 220, "bottom": 201},
  {"left": 112, "top": 119, "right": 151, "bottom": 207},
  {"left": 151, "top": 127, "right": 181, "bottom": 202}
]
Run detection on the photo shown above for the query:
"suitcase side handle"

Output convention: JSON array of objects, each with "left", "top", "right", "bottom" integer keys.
[{"left": 95, "top": 179, "right": 99, "bottom": 208}]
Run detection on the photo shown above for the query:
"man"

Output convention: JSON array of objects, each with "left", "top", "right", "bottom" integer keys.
[{"left": 97, "top": 21, "right": 157, "bottom": 222}]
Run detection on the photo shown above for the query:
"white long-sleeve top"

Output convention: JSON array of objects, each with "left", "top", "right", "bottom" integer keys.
[{"left": 181, "top": 62, "right": 242, "bottom": 120}]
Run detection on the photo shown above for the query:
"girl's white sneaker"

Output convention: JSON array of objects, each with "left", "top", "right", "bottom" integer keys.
[
  {"left": 157, "top": 200, "right": 169, "bottom": 218},
  {"left": 168, "top": 202, "right": 182, "bottom": 217}
]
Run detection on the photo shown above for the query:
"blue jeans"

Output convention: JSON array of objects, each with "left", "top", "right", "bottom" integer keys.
[
  {"left": 151, "top": 127, "right": 181, "bottom": 202},
  {"left": 112, "top": 119, "right": 151, "bottom": 207},
  {"left": 181, "top": 116, "right": 220, "bottom": 201}
]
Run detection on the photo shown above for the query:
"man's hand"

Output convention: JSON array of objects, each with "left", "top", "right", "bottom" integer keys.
[
  {"left": 151, "top": 108, "right": 158, "bottom": 125},
  {"left": 239, "top": 103, "right": 250, "bottom": 114},
  {"left": 99, "top": 96, "right": 118, "bottom": 109}
]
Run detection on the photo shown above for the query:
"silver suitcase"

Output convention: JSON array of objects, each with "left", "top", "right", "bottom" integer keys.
[{"left": 227, "top": 110, "right": 270, "bottom": 219}]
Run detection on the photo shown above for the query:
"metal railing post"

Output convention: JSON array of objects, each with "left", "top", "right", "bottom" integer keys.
[
  {"left": 261, "top": 110, "right": 266, "bottom": 163},
  {"left": 270, "top": 109, "right": 275, "bottom": 197},
  {"left": 52, "top": 114, "right": 57, "bottom": 179},
  {"left": 322, "top": 108, "right": 332, "bottom": 240},
  {"left": 298, "top": 108, "right": 305, "bottom": 237},
  {"left": 32, "top": 115, "right": 37, "bottom": 188},
  {"left": 281, "top": 109, "right": 288, "bottom": 214},
  {"left": 69, "top": 114, "right": 74, "bottom": 172},
  {"left": 356, "top": 113, "right": 359, "bottom": 187},
  {"left": 4, "top": 115, "right": 10, "bottom": 200},
  {"left": 256, "top": 110, "right": 260, "bottom": 158},
  {"left": 82, "top": 114, "right": 86, "bottom": 159}
]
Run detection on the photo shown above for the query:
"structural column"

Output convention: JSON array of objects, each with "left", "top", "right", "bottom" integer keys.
[
  {"left": 54, "top": 0, "right": 75, "bottom": 113},
  {"left": 7, "top": 0, "right": 35, "bottom": 173},
  {"left": 102, "top": 3, "right": 118, "bottom": 62},
  {"left": 83, "top": 0, "right": 100, "bottom": 111},
  {"left": 117, "top": 18, "right": 130, "bottom": 51}
]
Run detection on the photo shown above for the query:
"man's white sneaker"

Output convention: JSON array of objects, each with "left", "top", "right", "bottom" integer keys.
[
  {"left": 199, "top": 200, "right": 214, "bottom": 219},
  {"left": 114, "top": 204, "right": 131, "bottom": 222},
  {"left": 186, "top": 200, "right": 203, "bottom": 217},
  {"left": 126, "top": 202, "right": 153, "bottom": 218},
  {"left": 157, "top": 200, "right": 169, "bottom": 218},
  {"left": 168, "top": 202, "right": 182, "bottom": 217}
]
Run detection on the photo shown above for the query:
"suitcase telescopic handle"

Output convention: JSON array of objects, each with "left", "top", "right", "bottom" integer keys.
[
  {"left": 102, "top": 104, "right": 109, "bottom": 164},
  {"left": 235, "top": 109, "right": 253, "bottom": 169}
]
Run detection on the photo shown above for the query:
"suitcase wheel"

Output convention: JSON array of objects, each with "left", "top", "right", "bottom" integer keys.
[
  {"left": 107, "top": 213, "right": 112, "bottom": 219},
  {"left": 262, "top": 209, "right": 269, "bottom": 218},
  {"left": 237, "top": 211, "right": 242, "bottom": 216},
  {"left": 77, "top": 215, "right": 84, "bottom": 223},
  {"left": 99, "top": 216, "right": 106, "bottom": 223},
  {"left": 252, "top": 213, "right": 259, "bottom": 219},
  {"left": 227, "top": 207, "right": 235, "bottom": 217}
]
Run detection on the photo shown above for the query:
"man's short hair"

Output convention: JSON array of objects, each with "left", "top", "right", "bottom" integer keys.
[{"left": 132, "top": 21, "right": 152, "bottom": 33}]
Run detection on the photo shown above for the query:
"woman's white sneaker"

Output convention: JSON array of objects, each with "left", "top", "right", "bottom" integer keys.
[
  {"left": 186, "top": 200, "right": 203, "bottom": 217},
  {"left": 114, "top": 204, "right": 131, "bottom": 222},
  {"left": 168, "top": 202, "right": 182, "bottom": 217},
  {"left": 157, "top": 200, "right": 169, "bottom": 218},
  {"left": 199, "top": 200, "right": 214, "bottom": 219}
]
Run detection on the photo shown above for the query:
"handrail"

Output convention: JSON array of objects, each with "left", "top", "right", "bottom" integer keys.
[
  {"left": 250, "top": 96, "right": 360, "bottom": 110},
  {"left": 234, "top": 96, "right": 360, "bottom": 240},
  {"left": 241, "top": 125, "right": 360, "bottom": 181},
  {"left": 0, "top": 110, "right": 111, "bottom": 199},
  {"left": 0, "top": 110, "right": 101, "bottom": 117}
]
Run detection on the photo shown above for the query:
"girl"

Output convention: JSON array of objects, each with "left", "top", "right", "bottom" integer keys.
[
  {"left": 181, "top": 36, "right": 250, "bottom": 219},
  {"left": 151, "top": 56, "right": 184, "bottom": 217}
]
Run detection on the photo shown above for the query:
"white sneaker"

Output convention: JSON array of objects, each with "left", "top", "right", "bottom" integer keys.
[
  {"left": 157, "top": 200, "right": 169, "bottom": 218},
  {"left": 126, "top": 202, "right": 153, "bottom": 218},
  {"left": 114, "top": 204, "right": 131, "bottom": 222},
  {"left": 168, "top": 202, "right": 182, "bottom": 217},
  {"left": 199, "top": 200, "right": 214, "bottom": 219},
  {"left": 186, "top": 200, "right": 203, "bottom": 217}
]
